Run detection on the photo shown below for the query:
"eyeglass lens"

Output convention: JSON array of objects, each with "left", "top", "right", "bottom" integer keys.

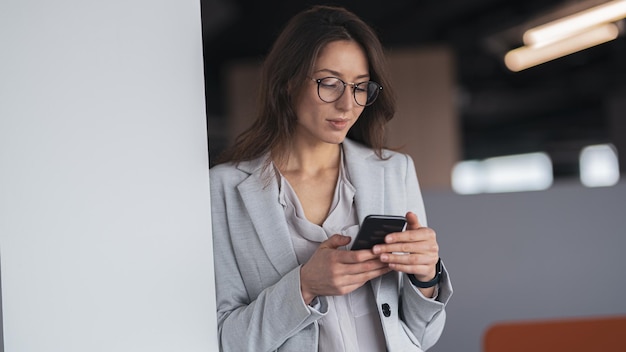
[{"left": 316, "top": 77, "right": 381, "bottom": 106}]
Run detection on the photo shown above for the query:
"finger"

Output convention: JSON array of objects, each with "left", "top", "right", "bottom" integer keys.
[
  {"left": 346, "top": 265, "right": 393, "bottom": 285},
  {"left": 385, "top": 227, "right": 435, "bottom": 244},
  {"left": 381, "top": 252, "right": 437, "bottom": 266},
  {"left": 320, "top": 234, "right": 352, "bottom": 249},
  {"left": 377, "top": 241, "right": 434, "bottom": 256},
  {"left": 338, "top": 258, "right": 389, "bottom": 276},
  {"left": 340, "top": 247, "right": 381, "bottom": 264},
  {"left": 387, "top": 263, "right": 436, "bottom": 278},
  {"left": 339, "top": 266, "right": 393, "bottom": 294},
  {"left": 405, "top": 211, "right": 422, "bottom": 230}
]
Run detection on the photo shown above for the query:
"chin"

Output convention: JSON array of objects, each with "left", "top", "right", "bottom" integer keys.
[{"left": 323, "top": 134, "right": 348, "bottom": 145}]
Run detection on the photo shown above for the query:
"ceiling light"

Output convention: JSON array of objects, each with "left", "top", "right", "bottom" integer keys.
[
  {"left": 523, "top": 0, "right": 626, "bottom": 47},
  {"left": 505, "top": 23, "right": 619, "bottom": 72}
]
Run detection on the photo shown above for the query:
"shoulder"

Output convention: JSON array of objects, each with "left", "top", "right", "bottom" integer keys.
[
  {"left": 209, "top": 162, "right": 251, "bottom": 194},
  {"left": 209, "top": 154, "right": 274, "bottom": 194},
  {"left": 343, "top": 138, "right": 414, "bottom": 169},
  {"left": 210, "top": 153, "right": 268, "bottom": 179},
  {"left": 210, "top": 162, "right": 242, "bottom": 182}
]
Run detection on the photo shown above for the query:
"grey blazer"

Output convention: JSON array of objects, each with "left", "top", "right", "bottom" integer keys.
[{"left": 210, "top": 139, "right": 452, "bottom": 351}]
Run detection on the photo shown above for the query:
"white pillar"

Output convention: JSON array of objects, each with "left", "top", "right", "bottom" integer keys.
[{"left": 0, "top": 1, "right": 217, "bottom": 351}]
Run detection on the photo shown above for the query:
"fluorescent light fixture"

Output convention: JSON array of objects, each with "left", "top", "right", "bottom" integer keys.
[
  {"left": 505, "top": 23, "right": 619, "bottom": 72},
  {"left": 580, "top": 144, "right": 620, "bottom": 187},
  {"left": 523, "top": 0, "right": 626, "bottom": 46},
  {"left": 452, "top": 152, "right": 553, "bottom": 194}
]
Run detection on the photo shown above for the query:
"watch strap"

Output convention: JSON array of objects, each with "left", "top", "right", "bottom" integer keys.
[{"left": 408, "top": 258, "right": 442, "bottom": 288}]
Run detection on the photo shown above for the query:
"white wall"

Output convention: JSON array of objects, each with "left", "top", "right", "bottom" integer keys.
[
  {"left": 0, "top": 1, "right": 217, "bottom": 351},
  {"left": 424, "top": 180, "right": 626, "bottom": 352}
]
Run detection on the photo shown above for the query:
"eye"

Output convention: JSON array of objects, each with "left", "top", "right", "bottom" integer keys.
[
  {"left": 319, "top": 77, "right": 342, "bottom": 90},
  {"left": 354, "top": 82, "right": 369, "bottom": 93}
]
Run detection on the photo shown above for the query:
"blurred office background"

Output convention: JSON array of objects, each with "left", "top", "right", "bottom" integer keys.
[{"left": 201, "top": 0, "right": 626, "bottom": 350}]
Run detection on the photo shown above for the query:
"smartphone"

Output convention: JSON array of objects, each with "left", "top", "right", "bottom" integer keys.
[{"left": 351, "top": 215, "right": 407, "bottom": 250}]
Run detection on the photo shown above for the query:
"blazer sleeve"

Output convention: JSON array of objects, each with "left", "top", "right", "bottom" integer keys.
[
  {"left": 397, "top": 154, "right": 453, "bottom": 350},
  {"left": 210, "top": 165, "right": 327, "bottom": 351}
]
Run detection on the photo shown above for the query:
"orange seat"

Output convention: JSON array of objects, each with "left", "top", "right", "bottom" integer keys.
[{"left": 483, "top": 315, "right": 626, "bottom": 352}]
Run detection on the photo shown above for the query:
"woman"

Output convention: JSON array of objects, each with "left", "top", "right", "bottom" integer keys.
[{"left": 210, "top": 5, "right": 452, "bottom": 351}]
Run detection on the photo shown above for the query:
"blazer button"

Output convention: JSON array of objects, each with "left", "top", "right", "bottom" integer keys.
[{"left": 382, "top": 303, "right": 391, "bottom": 317}]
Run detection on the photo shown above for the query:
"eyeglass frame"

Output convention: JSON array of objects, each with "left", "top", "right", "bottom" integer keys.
[{"left": 309, "top": 76, "right": 383, "bottom": 107}]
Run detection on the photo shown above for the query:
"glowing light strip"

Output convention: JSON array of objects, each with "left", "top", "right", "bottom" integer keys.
[
  {"left": 505, "top": 23, "right": 619, "bottom": 72},
  {"left": 451, "top": 153, "right": 553, "bottom": 194},
  {"left": 524, "top": 0, "right": 626, "bottom": 46}
]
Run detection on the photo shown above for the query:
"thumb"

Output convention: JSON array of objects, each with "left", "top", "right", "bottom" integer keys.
[
  {"left": 405, "top": 211, "right": 423, "bottom": 230},
  {"left": 321, "top": 234, "right": 352, "bottom": 249}
]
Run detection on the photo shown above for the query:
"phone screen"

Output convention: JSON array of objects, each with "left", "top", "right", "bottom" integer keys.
[{"left": 351, "top": 215, "right": 407, "bottom": 250}]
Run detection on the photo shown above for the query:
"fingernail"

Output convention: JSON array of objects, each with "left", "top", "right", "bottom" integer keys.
[{"left": 372, "top": 246, "right": 380, "bottom": 254}]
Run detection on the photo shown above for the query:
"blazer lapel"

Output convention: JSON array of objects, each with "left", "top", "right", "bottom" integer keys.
[
  {"left": 343, "top": 139, "right": 386, "bottom": 223},
  {"left": 236, "top": 158, "right": 299, "bottom": 277}
]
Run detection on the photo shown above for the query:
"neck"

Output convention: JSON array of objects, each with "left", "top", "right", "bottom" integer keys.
[{"left": 276, "top": 141, "right": 341, "bottom": 174}]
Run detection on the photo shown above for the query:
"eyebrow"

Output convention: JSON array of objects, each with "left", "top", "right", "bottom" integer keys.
[{"left": 313, "top": 68, "right": 370, "bottom": 80}]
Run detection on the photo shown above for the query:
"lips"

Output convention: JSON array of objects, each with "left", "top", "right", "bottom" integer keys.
[{"left": 328, "top": 118, "right": 350, "bottom": 129}]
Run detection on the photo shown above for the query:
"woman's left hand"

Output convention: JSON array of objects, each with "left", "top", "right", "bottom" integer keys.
[{"left": 372, "top": 211, "right": 439, "bottom": 290}]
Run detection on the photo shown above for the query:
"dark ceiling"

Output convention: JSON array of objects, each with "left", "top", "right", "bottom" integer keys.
[{"left": 201, "top": 0, "right": 626, "bottom": 178}]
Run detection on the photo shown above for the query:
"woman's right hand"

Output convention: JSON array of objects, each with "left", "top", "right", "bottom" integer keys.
[{"left": 300, "top": 234, "right": 392, "bottom": 304}]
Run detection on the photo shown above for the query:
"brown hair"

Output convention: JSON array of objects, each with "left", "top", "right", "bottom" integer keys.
[{"left": 216, "top": 5, "right": 396, "bottom": 165}]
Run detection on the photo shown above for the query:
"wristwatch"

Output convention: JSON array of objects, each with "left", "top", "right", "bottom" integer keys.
[{"left": 408, "top": 258, "right": 442, "bottom": 288}]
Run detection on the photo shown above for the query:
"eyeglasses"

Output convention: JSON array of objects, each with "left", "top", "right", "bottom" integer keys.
[{"left": 311, "top": 76, "right": 382, "bottom": 106}]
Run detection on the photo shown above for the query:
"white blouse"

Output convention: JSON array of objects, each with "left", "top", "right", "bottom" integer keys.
[{"left": 276, "top": 150, "right": 387, "bottom": 352}]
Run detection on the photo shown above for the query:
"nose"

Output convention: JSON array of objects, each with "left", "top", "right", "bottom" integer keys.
[{"left": 335, "top": 84, "right": 357, "bottom": 110}]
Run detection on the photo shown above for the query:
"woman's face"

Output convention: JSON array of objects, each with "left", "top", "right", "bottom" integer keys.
[{"left": 293, "top": 40, "right": 369, "bottom": 146}]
